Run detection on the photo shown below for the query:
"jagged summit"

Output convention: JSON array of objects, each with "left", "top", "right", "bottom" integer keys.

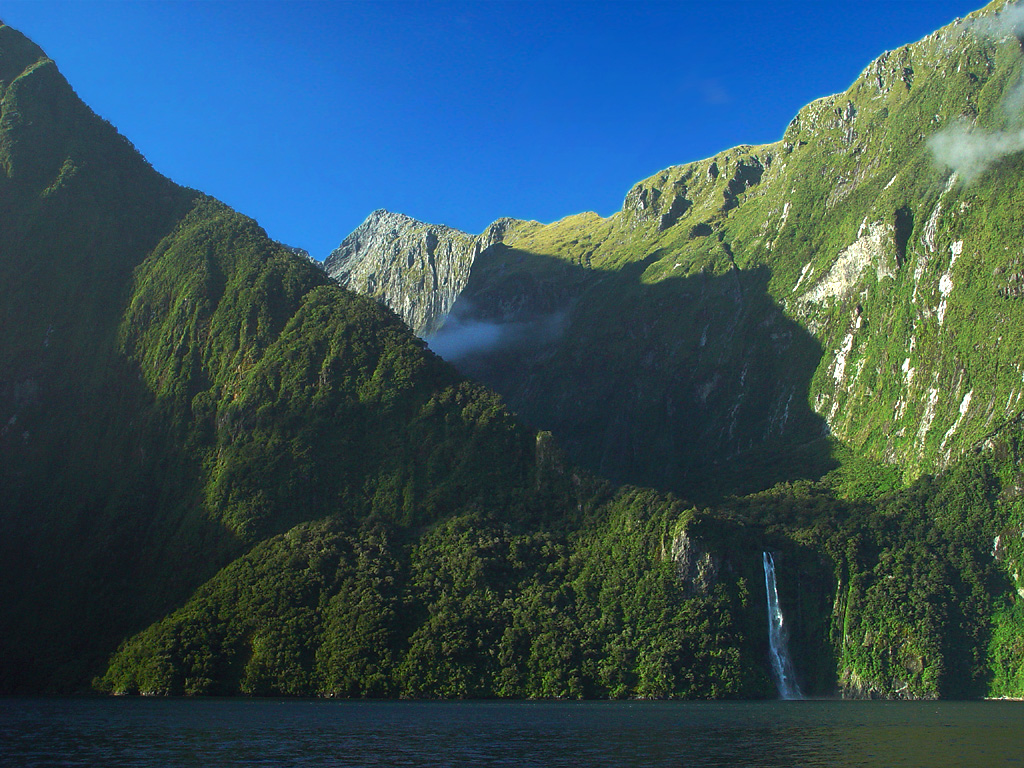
[{"left": 323, "top": 208, "right": 523, "bottom": 336}]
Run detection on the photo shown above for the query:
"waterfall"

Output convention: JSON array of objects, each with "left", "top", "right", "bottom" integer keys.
[{"left": 763, "top": 551, "right": 802, "bottom": 700}]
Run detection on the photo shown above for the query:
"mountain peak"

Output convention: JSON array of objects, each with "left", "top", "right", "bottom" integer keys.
[
  {"left": 324, "top": 210, "right": 523, "bottom": 336},
  {"left": 0, "top": 22, "right": 48, "bottom": 84}
]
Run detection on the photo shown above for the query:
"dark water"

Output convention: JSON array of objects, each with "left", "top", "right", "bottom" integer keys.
[{"left": 2, "top": 698, "right": 1023, "bottom": 767}]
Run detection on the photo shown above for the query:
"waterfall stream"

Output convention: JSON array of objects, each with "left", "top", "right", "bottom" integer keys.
[{"left": 763, "top": 551, "right": 802, "bottom": 700}]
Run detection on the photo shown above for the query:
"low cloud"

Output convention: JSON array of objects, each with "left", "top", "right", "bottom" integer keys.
[
  {"left": 927, "top": 121, "right": 1024, "bottom": 183},
  {"left": 425, "top": 301, "right": 568, "bottom": 361},
  {"left": 426, "top": 315, "right": 508, "bottom": 360},
  {"left": 966, "top": 1, "right": 1024, "bottom": 39},
  {"left": 929, "top": 2, "right": 1024, "bottom": 181}
]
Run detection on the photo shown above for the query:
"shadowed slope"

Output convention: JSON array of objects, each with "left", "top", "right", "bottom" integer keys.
[{"left": 0, "top": 22, "right": 533, "bottom": 691}]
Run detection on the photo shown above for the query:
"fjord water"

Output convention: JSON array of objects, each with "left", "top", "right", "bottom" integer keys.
[{"left": 3, "top": 699, "right": 1023, "bottom": 767}]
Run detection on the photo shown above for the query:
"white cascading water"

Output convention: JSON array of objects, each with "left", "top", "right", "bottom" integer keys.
[{"left": 763, "top": 551, "right": 803, "bottom": 700}]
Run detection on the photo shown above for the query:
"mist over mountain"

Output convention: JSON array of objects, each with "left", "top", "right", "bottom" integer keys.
[{"left": 5, "top": 2, "right": 1024, "bottom": 701}]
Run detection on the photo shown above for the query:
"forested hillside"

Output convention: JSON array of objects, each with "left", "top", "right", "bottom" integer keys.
[
  {"left": 325, "top": 0, "right": 1024, "bottom": 698},
  {"left": 4, "top": 3, "right": 1024, "bottom": 701},
  {"left": 0, "top": 21, "right": 771, "bottom": 699}
]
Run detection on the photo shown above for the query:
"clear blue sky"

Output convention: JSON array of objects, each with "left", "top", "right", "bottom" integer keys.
[{"left": 1, "top": 1, "right": 986, "bottom": 259}]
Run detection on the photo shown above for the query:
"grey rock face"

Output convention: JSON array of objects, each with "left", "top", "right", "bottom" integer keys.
[
  {"left": 668, "top": 529, "right": 719, "bottom": 597},
  {"left": 324, "top": 210, "right": 512, "bottom": 336}
]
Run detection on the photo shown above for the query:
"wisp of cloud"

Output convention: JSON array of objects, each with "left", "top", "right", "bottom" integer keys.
[
  {"left": 425, "top": 315, "right": 508, "bottom": 360},
  {"left": 968, "top": 0, "right": 1024, "bottom": 39},
  {"left": 425, "top": 299, "right": 568, "bottom": 362},
  {"left": 928, "top": 2, "right": 1024, "bottom": 181},
  {"left": 928, "top": 121, "right": 1024, "bottom": 183}
]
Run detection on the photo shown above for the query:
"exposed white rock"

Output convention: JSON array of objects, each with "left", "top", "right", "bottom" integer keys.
[
  {"left": 917, "top": 387, "right": 941, "bottom": 448},
  {"left": 857, "top": 215, "right": 869, "bottom": 238},
  {"left": 902, "top": 356, "right": 916, "bottom": 387},
  {"left": 793, "top": 262, "right": 813, "bottom": 292},
  {"left": 828, "top": 397, "right": 841, "bottom": 422},
  {"left": 940, "top": 389, "right": 973, "bottom": 457},
  {"left": 779, "top": 201, "right": 792, "bottom": 228},
  {"left": 915, "top": 176, "right": 958, "bottom": 300},
  {"left": 833, "top": 332, "right": 856, "bottom": 384},
  {"left": 935, "top": 241, "right": 962, "bottom": 326},
  {"left": 894, "top": 396, "right": 908, "bottom": 421},
  {"left": 950, "top": 239, "right": 964, "bottom": 264},
  {"left": 801, "top": 222, "right": 895, "bottom": 304}
]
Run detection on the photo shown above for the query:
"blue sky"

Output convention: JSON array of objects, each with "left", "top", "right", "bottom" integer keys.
[{"left": 2, "top": 1, "right": 985, "bottom": 259}]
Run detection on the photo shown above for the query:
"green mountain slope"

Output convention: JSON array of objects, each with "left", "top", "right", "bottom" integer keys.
[
  {"left": 0, "top": 22, "right": 532, "bottom": 692},
  {"left": 6, "top": 3, "right": 1024, "bottom": 701},
  {"left": 0, "top": 22, "right": 773, "bottom": 699},
  {"left": 322, "top": 0, "right": 1024, "bottom": 698},
  {"left": 344, "top": 1, "right": 1024, "bottom": 500}
]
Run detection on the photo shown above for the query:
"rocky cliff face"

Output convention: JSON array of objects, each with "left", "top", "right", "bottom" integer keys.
[
  {"left": 333, "top": 1, "right": 1024, "bottom": 494},
  {"left": 323, "top": 210, "right": 519, "bottom": 336}
]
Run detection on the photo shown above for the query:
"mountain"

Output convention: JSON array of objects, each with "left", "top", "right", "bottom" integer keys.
[
  {"left": 327, "top": 0, "right": 1024, "bottom": 698},
  {"left": 0, "top": 22, "right": 529, "bottom": 691},
  {"left": 324, "top": 210, "right": 519, "bottom": 337},
  {"left": 335, "top": 1, "right": 1024, "bottom": 498},
  {"left": 5, "top": 2, "right": 1024, "bottom": 702},
  {"left": 0, "top": 21, "right": 772, "bottom": 699}
]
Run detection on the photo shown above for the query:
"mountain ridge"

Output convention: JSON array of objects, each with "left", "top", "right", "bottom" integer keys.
[
  {"left": 324, "top": 209, "right": 528, "bottom": 336},
  {"left": 0, "top": 19, "right": 776, "bottom": 699},
  {"left": 328, "top": 0, "right": 1024, "bottom": 493},
  {"left": 5, "top": 4, "right": 1024, "bottom": 701}
]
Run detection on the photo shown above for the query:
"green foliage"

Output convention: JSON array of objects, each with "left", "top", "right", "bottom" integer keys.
[
  {"left": 430, "top": 9, "right": 1024, "bottom": 502},
  {"left": 101, "top": 490, "right": 766, "bottom": 700},
  {"left": 0, "top": 28, "right": 535, "bottom": 693},
  {"left": 8, "top": 8, "right": 1024, "bottom": 704},
  {"left": 988, "top": 601, "right": 1024, "bottom": 697},
  {"left": 815, "top": 451, "right": 1009, "bottom": 698}
]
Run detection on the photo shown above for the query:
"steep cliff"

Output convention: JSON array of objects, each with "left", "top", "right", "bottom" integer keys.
[
  {"left": 323, "top": 210, "right": 522, "bottom": 336},
  {"left": 320, "top": 1, "right": 1024, "bottom": 700},
  {"left": 344, "top": 1, "right": 1024, "bottom": 497}
]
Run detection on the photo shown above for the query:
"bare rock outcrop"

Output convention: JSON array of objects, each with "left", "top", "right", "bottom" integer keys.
[{"left": 324, "top": 210, "right": 513, "bottom": 336}]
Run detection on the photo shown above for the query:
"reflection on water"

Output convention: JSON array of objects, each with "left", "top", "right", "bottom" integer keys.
[{"left": 2, "top": 698, "right": 1023, "bottom": 767}]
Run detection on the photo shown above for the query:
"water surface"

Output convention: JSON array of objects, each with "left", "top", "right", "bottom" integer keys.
[{"left": 2, "top": 698, "right": 1023, "bottom": 767}]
